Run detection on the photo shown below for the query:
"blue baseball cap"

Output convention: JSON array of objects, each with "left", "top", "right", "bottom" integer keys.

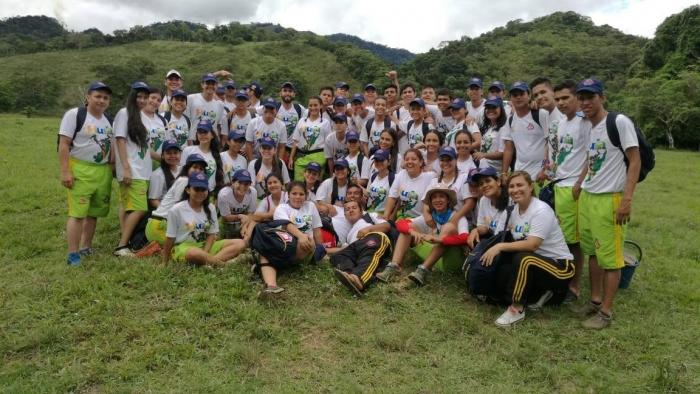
[
  {"left": 201, "top": 73, "right": 217, "bottom": 83},
  {"left": 305, "top": 162, "right": 322, "bottom": 173},
  {"left": 509, "top": 81, "right": 529, "bottom": 93},
  {"left": 333, "top": 96, "right": 348, "bottom": 106},
  {"left": 449, "top": 98, "right": 466, "bottom": 110},
  {"left": 224, "top": 81, "right": 236, "bottom": 89},
  {"left": 262, "top": 97, "right": 278, "bottom": 109},
  {"left": 334, "top": 159, "right": 349, "bottom": 169},
  {"left": 439, "top": 146, "right": 457, "bottom": 160},
  {"left": 364, "top": 83, "right": 377, "bottom": 91},
  {"left": 409, "top": 98, "right": 426, "bottom": 108},
  {"left": 186, "top": 153, "right": 208, "bottom": 167},
  {"left": 335, "top": 81, "right": 350, "bottom": 89},
  {"left": 131, "top": 81, "right": 149, "bottom": 91},
  {"left": 372, "top": 149, "right": 390, "bottom": 161},
  {"left": 88, "top": 81, "right": 112, "bottom": 94},
  {"left": 249, "top": 81, "right": 263, "bottom": 96},
  {"left": 235, "top": 89, "right": 249, "bottom": 100},
  {"left": 576, "top": 78, "right": 604, "bottom": 95},
  {"left": 228, "top": 130, "right": 246, "bottom": 141},
  {"left": 345, "top": 131, "right": 360, "bottom": 142},
  {"left": 171, "top": 89, "right": 187, "bottom": 99},
  {"left": 468, "top": 166, "right": 499, "bottom": 183},
  {"left": 188, "top": 171, "right": 209, "bottom": 189},
  {"left": 484, "top": 96, "right": 503, "bottom": 107},
  {"left": 332, "top": 113, "right": 347, "bottom": 123},
  {"left": 162, "top": 140, "right": 181, "bottom": 152},
  {"left": 232, "top": 169, "right": 252, "bottom": 183},
  {"left": 468, "top": 77, "right": 483, "bottom": 88},
  {"left": 351, "top": 93, "right": 365, "bottom": 103},
  {"left": 488, "top": 81, "right": 505, "bottom": 91},
  {"left": 280, "top": 81, "right": 296, "bottom": 91},
  {"left": 260, "top": 136, "right": 276, "bottom": 148},
  {"left": 196, "top": 120, "right": 213, "bottom": 133}
]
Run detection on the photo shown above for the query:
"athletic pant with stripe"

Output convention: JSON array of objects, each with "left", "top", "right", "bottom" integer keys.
[
  {"left": 507, "top": 252, "right": 575, "bottom": 305},
  {"left": 331, "top": 232, "right": 392, "bottom": 286}
]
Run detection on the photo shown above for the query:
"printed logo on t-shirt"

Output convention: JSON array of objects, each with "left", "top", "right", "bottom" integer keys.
[
  {"left": 488, "top": 217, "right": 499, "bottom": 232},
  {"left": 87, "top": 124, "right": 113, "bottom": 163},
  {"left": 255, "top": 129, "right": 280, "bottom": 143},
  {"left": 187, "top": 221, "right": 211, "bottom": 242},
  {"left": 334, "top": 148, "right": 349, "bottom": 161},
  {"left": 408, "top": 129, "right": 424, "bottom": 148},
  {"left": 293, "top": 214, "right": 313, "bottom": 233},
  {"left": 196, "top": 109, "right": 218, "bottom": 126},
  {"left": 368, "top": 186, "right": 387, "bottom": 212},
  {"left": 150, "top": 126, "right": 166, "bottom": 152},
  {"left": 398, "top": 189, "right": 419, "bottom": 217},
  {"left": 303, "top": 125, "right": 321, "bottom": 150},
  {"left": 279, "top": 114, "right": 299, "bottom": 137},
  {"left": 512, "top": 222, "right": 531, "bottom": 240},
  {"left": 556, "top": 134, "right": 574, "bottom": 167},
  {"left": 167, "top": 121, "right": 189, "bottom": 147},
  {"left": 587, "top": 139, "right": 607, "bottom": 180}
]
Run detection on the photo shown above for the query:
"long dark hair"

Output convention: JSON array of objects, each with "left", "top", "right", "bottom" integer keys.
[
  {"left": 160, "top": 149, "right": 180, "bottom": 190},
  {"left": 126, "top": 88, "right": 149, "bottom": 149},
  {"left": 194, "top": 130, "right": 224, "bottom": 193},
  {"left": 180, "top": 185, "right": 214, "bottom": 225},
  {"left": 380, "top": 128, "right": 400, "bottom": 172},
  {"left": 480, "top": 103, "right": 507, "bottom": 133}
]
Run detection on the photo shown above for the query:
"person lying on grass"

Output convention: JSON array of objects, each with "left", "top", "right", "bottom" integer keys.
[{"left": 161, "top": 171, "right": 247, "bottom": 266}]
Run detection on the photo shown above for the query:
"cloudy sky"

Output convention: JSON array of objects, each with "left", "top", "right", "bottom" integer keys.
[{"left": 1, "top": 0, "right": 697, "bottom": 53}]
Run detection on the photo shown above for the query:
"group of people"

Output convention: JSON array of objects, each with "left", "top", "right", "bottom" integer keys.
[{"left": 57, "top": 68, "right": 642, "bottom": 329}]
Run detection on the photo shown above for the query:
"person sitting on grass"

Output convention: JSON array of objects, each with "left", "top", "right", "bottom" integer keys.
[
  {"left": 148, "top": 140, "right": 182, "bottom": 210},
  {"left": 315, "top": 159, "right": 351, "bottom": 217},
  {"left": 162, "top": 172, "right": 247, "bottom": 267},
  {"left": 480, "top": 171, "right": 575, "bottom": 327},
  {"left": 302, "top": 161, "right": 322, "bottom": 201},
  {"left": 251, "top": 173, "right": 287, "bottom": 222},
  {"left": 217, "top": 169, "right": 257, "bottom": 239},
  {"left": 254, "top": 181, "right": 324, "bottom": 294}
]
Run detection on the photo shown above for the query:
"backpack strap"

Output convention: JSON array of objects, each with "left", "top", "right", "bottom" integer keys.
[
  {"left": 508, "top": 114, "right": 514, "bottom": 128},
  {"left": 254, "top": 159, "right": 262, "bottom": 177},
  {"left": 365, "top": 117, "right": 374, "bottom": 135},
  {"left": 163, "top": 111, "right": 172, "bottom": 123},
  {"left": 531, "top": 109, "right": 541, "bottom": 129},
  {"left": 362, "top": 212, "right": 375, "bottom": 225},
  {"left": 331, "top": 178, "right": 339, "bottom": 205},
  {"left": 156, "top": 113, "right": 167, "bottom": 127},
  {"left": 407, "top": 120, "right": 414, "bottom": 132},
  {"left": 293, "top": 103, "right": 302, "bottom": 118},
  {"left": 183, "top": 114, "right": 191, "bottom": 130},
  {"left": 357, "top": 154, "right": 364, "bottom": 175},
  {"left": 605, "top": 112, "right": 622, "bottom": 149},
  {"left": 74, "top": 106, "right": 88, "bottom": 138},
  {"left": 384, "top": 117, "right": 392, "bottom": 129},
  {"left": 422, "top": 121, "right": 430, "bottom": 134},
  {"left": 388, "top": 171, "right": 395, "bottom": 187}
]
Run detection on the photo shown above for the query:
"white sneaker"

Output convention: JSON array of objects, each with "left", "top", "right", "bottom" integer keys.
[
  {"left": 113, "top": 246, "right": 135, "bottom": 258},
  {"left": 495, "top": 307, "right": 525, "bottom": 327},
  {"left": 527, "top": 290, "right": 554, "bottom": 312}
]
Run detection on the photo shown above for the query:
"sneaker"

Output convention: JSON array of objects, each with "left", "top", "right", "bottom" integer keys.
[
  {"left": 375, "top": 263, "right": 399, "bottom": 283},
  {"left": 66, "top": 252, "right": 81, "bottom": 266},
  {"left": 570, "top": 301, "right": 602, "bottom": 316},
  {"left": 133, "top": 241, "right": 162, "bottom": 258},
  {"left": 562, "top": 289, "right": 579, "bottom": 304},
  {"left": 334, "top": 269, "right": 363, "bottom": 297},
  {"left": 527, "top": 290, "right": 554, "bottom": 312},
  {"left": 495, "top": 306, "right": 526, "bottom": 327},
  {"left": 78, "top": 247, "right": 94, "bottom": 257},
  {"left": 113, "top": 246, "right": 135, "bottom": 258},
  {"left": 407, "top": 266, "right": 430, "bottom": 286},
  {"left": 582, "top": 310, "right": 612, "bottom": 329},
  {"left": 263, "top": 285, "right": 285, "bottom": 294}
]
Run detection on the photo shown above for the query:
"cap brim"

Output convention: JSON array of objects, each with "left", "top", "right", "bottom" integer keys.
[{"left": 576, "top": 87, "right": 602, "bottom": 94}]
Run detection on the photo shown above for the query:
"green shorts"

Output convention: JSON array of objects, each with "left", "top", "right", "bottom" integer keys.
[
  {"left": 67, "top": 158, "right": 112, "bottom": 218},
  {"left": 579, "top": 190, "right": 626, "bottom": 270},
  {"left": 145, "top": 217, "right": 167, "bottom": 245},
  {"left": 554, "top": 185, "right": 579, "bottom": 244},
  {"left": 119, "top": 179, "right": 149, "bottom": 212},
  {"left": 172, "top": 240, "right": 227, "bottom": 263}
]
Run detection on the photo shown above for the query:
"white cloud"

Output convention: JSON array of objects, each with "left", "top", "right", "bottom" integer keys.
[{"left": 0, "top": 0, "right": 697, "bottom": 53}]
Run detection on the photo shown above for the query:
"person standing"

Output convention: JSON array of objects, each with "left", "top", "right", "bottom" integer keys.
[
  {"left": 185, "top": 73, "right": 226, "bottom": 145},
  {"left": 58, "top": 82, "right": 114, "bottom": 265},
  {"left": 158, "top": 69, "right": 183, "bottom": 115}
]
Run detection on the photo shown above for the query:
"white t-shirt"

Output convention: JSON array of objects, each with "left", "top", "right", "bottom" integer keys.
[
  {"left": 501, "top": 109, "right": 551, "bottom": 179},
  {"left": 248, "top": 159, "right": 291, "bottom": 197},
  {"left": 583, "top": 114, "right": 638, "bottom": 193},
  {"left": 343, "top": 213, "right": 386, "bottom": 245},
  {"left": 467, "top": 100, "right": 485, "bottom": 125},
  {"left": 114, "top": 108, "right": 152, "bottom": 181},
  {"left": 479, "top": 125, "right": 505, "bottom": 170},
  {"left": 316, "top": 178, "right": 348, "bottom": 206},
  {"left": 180, "top": 146, "right": 217, "bottom": 191},
  {"left": 143, "top": 111, "right": 167, "bottom": 155},
  {"left": 223, "top": 110, "right": 254, "bottom": 136},
  {"left": 458, "top": 157, "right": 478, "bottom": 175},
  {"left": 166, "top": 201, "right": 219, "bottom": 244},
  {"left": 221, "top": 151, "right": 248, "bottom": 184},
  {"left": 277, "top": 103, "right": 307, "bottom": 148},
  {"left": 185, "top": 93, "right": 225, "bottom": 139},
  {"left": 476, "top": 196, "right": 508, "bottom": 233},
  {"left": 273, "top": 201, "right": 322, "bottom": 237},
  {"left": 367, "top": 172, "right": 393, "bottom": 214},
  {"left": 148, "top": 166, "right": 180, "bottom": 200},
  {"left": 245, "top": 117, "right": 287, "bottom": 154},
  {"left": 324, "top": 132, "right": 349, "bottom": 161},
  {"left": 550, "top": 115, "right": 590, "bottom": 187},
  {"left": 292, "top": 116, "right": 331, "bottom": 152},
  {"left": 422, "top": 153, "right": 442, "bottom": 174},
  {"left": 360, "top": 117, "right": 396, "bottom": 149},
  {"left": 388, "top": 170, "right": 435, "bottom": 218},
  {"left": 345, "top": 152, "right": 370, "bottom": 181},
  {"left": 58, "top": 107, "right": 113, "bottom": 164},
  {"left": 405, "top": 120, "right": 435, "bottom": 148},
  {"left": 256, "top": 192, "right": 288, "bottom": 213},
  {"left": 445, "top": 120, "right": 479, "bottom": 148},
  {"left": 164, "top": 113, "right": 190, "bottom": 149},
  {"left": 432, "top": 108, "right": 456, "bottom": 136},
  {"left": 509, "top": 198, "right": 573, "bottom": 260},
  {"left": 217, "top": 186, "right": 257, "bottom": 216},
  {"left": 152, "top": 176, "right": 188, "bottom": 218},
  {"left": 350, "top": 108, "right": 375, "bottom": 136}
]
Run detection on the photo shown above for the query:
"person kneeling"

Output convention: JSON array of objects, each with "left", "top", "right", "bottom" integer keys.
[
  {"left": 329, "top": 200, "right": 392, "bottom": 296},
  {"left": 161, "top": 172, "right": 247, "bottom": 266},
  {"left": 481, "top": 171, "right": 576, "bottom": 327}
]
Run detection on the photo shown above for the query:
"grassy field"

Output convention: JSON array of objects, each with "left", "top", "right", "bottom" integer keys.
[{"left": 1, "top": 114, "right": 699, "bottom": 393}]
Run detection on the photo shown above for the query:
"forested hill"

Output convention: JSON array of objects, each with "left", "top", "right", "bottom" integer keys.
[
  {"left": 400, "top": 12, "right": 646, "bottom": 96},
  {"left": 326, "top": 33, "right": 415, "bottom": 64}
]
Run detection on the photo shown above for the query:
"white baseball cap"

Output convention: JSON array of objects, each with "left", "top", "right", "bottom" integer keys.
[{"left": 165, "top": 69, "right": 182, "bottom": 79}]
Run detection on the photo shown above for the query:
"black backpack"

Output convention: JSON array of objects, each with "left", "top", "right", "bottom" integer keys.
[
  {"left": 365, "top": 116, "right": 392, "bottom": 137},
  {"left": 406, "top": 119, "right": 431, "bottom": 136},
  {"left": 250, "top": 220, "right": 298, "bottom": 269},
  {"left": 163, "top": 111, "right": 191, "bottom": 131},
  {"left": 606, "top": 112, "right": 655, "bottom": 183},
  {"left": 57, "top": 106, "right": 114, "bottom": 150},
  {"left": 507, "top": 109, "right": 543, "bottom": 171}
]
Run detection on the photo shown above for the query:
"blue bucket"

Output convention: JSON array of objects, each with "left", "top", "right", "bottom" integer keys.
[{"left": 619, "top": 240, "right": 642, "bottom": 289}]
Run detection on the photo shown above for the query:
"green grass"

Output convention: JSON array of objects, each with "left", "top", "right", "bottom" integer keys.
[{"left": 1, "top": 114, "right": 699, "bottom": 392}]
